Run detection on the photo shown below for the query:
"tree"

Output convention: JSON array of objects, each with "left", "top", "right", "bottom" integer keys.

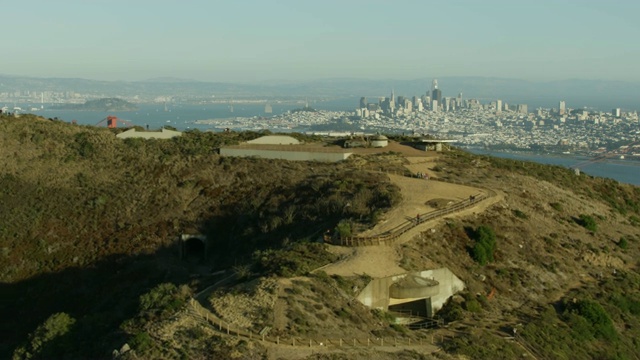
[
  {"left": 13, "top": 312, "right": 76, "bottom": 359},
  {"left": 471, "top": 225, "right": 497, "bottom": 265}
]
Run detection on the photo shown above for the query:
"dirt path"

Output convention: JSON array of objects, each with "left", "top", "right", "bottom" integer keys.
[
  {"left": 360, "top": 174, "right": 485, "bottom": 236},
  {"left": 323, "top": 163, "right": 503, "bottom": 278}
]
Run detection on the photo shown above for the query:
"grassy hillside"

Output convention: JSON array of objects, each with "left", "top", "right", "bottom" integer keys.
[
  {"left": 2, "top": 114, "right": 640, "bottom": 359},
  {"left": 0, "top": 114, "right": 401, "bottom": 358}
]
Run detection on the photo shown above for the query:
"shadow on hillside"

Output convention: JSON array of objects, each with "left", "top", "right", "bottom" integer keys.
[
  {"left": 0, "top": 243, "right": 194, "bottom": 359},
  {"left": 0, "top": 212, "right": 334, "bottom": 358}
]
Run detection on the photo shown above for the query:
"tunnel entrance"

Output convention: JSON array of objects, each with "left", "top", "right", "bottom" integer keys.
[{"left": 183, "top": 237, "right": 206, "bottom": 262}]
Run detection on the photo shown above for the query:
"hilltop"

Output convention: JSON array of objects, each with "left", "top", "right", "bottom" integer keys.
[
  {"left": 1, "top": 114, "right": 640, "bottom": 359},
  {"left": 51, "top": 97, "right": 138, "bottom": 111}
]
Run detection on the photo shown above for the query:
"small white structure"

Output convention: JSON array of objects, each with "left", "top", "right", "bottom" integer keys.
[
  {"left": 116, "top": 128, "right": 182, "bottom": 140},
  {"left": 248, "top": 135, "right": 299, "bottom": 145},
  {"left": 370, "top": 134, "right": 389, "bottom": 148}
]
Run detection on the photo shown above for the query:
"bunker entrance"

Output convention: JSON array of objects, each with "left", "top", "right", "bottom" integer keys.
[
  {"left": 388, "top": 298, "right": 431, "bottom": 318},
  {"left": 183, "top": 237, "right": 205, "bottom": 262}
]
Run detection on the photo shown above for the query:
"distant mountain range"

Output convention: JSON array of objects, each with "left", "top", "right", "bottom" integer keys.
[{"left": 1, "top": 75, "right": 639, "bottom": 111}]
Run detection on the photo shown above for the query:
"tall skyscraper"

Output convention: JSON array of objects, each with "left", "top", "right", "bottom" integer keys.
[
  {"left": 413, "top": 96, "right": 423, "bottom": 111},
  {"left": 613, "top": 108, "right": 621, "bottom": 117},
  {"left": 389, "top": 89, "right": 395, "bottom": 112},
  {"left": 496, "top": 100, "right": 502, "bottom": 114},
  {"left": 431, "top": 79, "right": 442, "bottom": 108},
  {"left": 360, "top": 97, "right": 367, "bottom": 109},
  {"left": 397, "top": 96, "right": 406, "bottom": 108},
  {"left": 559, "top": 100, "right": 566, "bottom": 115}
]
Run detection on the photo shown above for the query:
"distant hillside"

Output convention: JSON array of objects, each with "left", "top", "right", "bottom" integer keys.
[
  {"left": 1, "top": 75, "right": 640, "bottom": 110},
  {"left": 52, "top": 97, "right": 138, "bottom": 111}
]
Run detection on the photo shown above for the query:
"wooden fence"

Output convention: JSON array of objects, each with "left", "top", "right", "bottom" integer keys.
[
  {"left": 337, "top": 188, "right": 494, "bottom": 247},
  {"left": 187, "top": 298, "right": 445, "bottom": 349}
]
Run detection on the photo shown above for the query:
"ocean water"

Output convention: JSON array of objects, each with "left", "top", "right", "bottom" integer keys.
[
  {"left": 468, "top": 150, "right": 639, "bottom": 186},
  {"left": 27, "top": 98, "right": 357, "bottom": 131}
]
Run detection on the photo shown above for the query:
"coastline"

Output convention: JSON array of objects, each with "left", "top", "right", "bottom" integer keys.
[{"left": 466, "top": 148, "right": 640, "bottom": 186}]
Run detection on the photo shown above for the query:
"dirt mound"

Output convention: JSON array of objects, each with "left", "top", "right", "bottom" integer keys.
[{"left": 209, "top": 278, "right": 278, "bottom": 330}]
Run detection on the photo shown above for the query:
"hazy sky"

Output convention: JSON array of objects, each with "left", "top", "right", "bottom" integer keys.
[{"left": 3, "top": 0, "right": 640, "bottom": 82}]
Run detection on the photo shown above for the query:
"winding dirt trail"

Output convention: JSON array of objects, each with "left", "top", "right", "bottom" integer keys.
[{"left": 321, "top": 157, "right": 503, "bottom": 278}]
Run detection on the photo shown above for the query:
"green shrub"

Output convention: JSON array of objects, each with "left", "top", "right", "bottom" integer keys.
[
  {"left": 550, "top": 202, "right": 563, "bottom": 211},
  {"left": 129, "top": 332, "right": 152, "bottom": 352},
  {"left": 464, "top": 299, "right": 482, "bottom": 313},
  {"left": 253, "top": 242, "right": 337, "bottom": 277},
  {"left": 335, "top": 220, "right": 352, "bottom": 238},
  {"left": 138, "top": 283, "right": 190, "bottom": 320},
  {"left": 577, "top": 214, "right": 597, "bottom": 232},
  {"left": 437, "top": 298, "right": 465, "bottom": 322},
  {"left": 564, "top": 299, "right": 617, "bottom": 341},
  {"left": 471, "top": 225, "right": 497, "bottom": 265},
  {"left": 13, "top": 312, "right": 76, "bottom": 360},
  {"left": 618, "top": 237, "right": 628, "bottom": 250},
  {"left": 512, "top": 209, "right": 529, "bottom": 219}
]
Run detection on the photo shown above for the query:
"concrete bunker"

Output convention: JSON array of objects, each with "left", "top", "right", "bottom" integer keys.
[{"left": 356, "top": 268, "right": 464, "bottom": 323}]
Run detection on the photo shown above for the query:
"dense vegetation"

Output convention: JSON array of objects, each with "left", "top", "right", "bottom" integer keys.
[{"left": 469, "top": 225, "right": 497, "bottom": 265}]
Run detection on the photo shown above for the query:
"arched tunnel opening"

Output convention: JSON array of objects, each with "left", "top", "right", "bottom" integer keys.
[{"left": 183, "top": 237, "right": 206, "bottom": 262}]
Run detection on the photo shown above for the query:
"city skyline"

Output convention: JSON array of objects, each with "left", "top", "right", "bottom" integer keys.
[{"left": 3, "top": 0, "right": 640, "bottom": 83}]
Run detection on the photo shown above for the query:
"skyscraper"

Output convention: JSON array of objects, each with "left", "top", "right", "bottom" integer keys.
[
  {"left": 360, "top": 97, "right": 367, "bottom": 109},
  {"left": 559, "top": 101, "right": 566, "bottom": 115},
  {"left": 431, "top": 79, "right": 442, "bottom": 108},
  {"left": 389, "top": 89, "right": 395, "bottom": 112},
  {"left": 613, "top": 108, "right": 621, "bottom": 117},
  {"left": 496, "top": 100, "right": 502, "bottom": 114},
  {"left": 397, "top": 96, "right": 405, "bottom": 108}
]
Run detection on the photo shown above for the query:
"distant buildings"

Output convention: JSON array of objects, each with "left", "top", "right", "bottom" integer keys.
[
  {"left": 559, "top": 100, "right": 566, "bottom": 115},
  {"left": 613, "top": 108, "right": 621, "bottom": 117}
]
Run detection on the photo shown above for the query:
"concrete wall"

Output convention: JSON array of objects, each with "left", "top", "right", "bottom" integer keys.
[
  {"left": 415, "top": 268, "right": 465, "bottom": 315},
  {"left": 116, "top": 128, "right": 182, "bottom": 139},
  {"left": 356, "top": 268, "right": 465, "bottom": 317},
  {"left": 220, "top": 148, "right": 352, "bottom": 162},
  {"left": 248, "top": 135, "right": 300, "bottom": 145}
]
